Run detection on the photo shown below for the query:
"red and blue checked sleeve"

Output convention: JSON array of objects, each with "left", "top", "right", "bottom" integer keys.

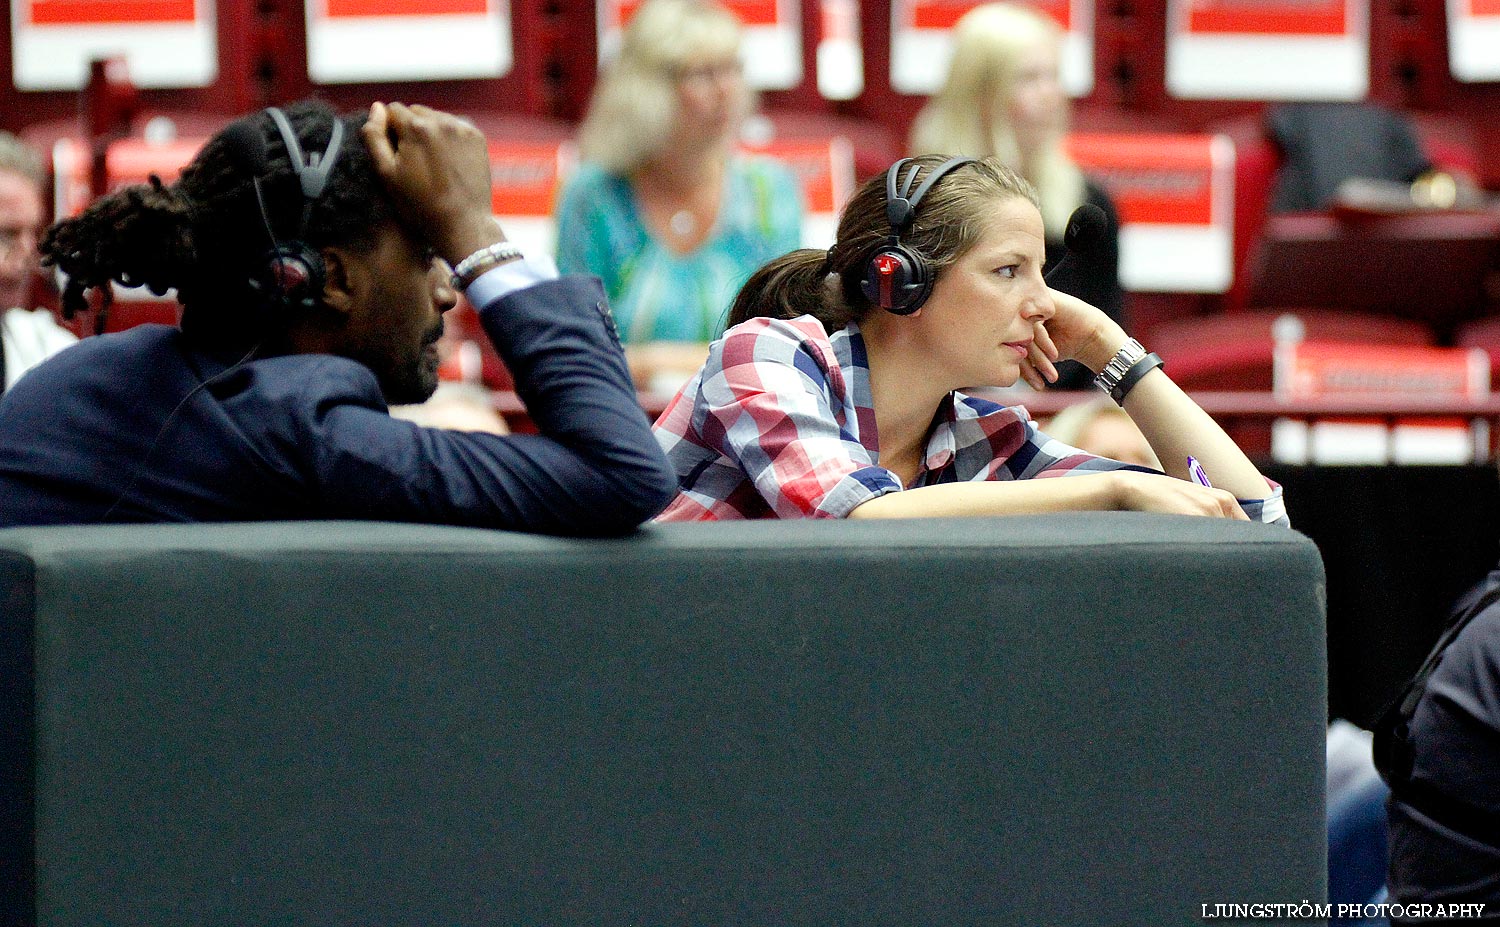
[{"left": 690, "top": 317, "right": 903, "bottom": 519}]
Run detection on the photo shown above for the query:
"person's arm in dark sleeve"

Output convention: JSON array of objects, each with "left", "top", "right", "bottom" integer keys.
[
  {"left": 296, "top": 256, "right": 676, "bottom": 536},
  {"left": 324, "top": 101, "right": 676, "bottom": 534},
  {"left": 468, "top": 261, "right": 680, "bottom": 531}
]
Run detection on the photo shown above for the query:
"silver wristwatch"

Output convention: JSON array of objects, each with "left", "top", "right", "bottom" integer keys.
[{"left": 1092, "top": 338, "right": 1148, "bottom": 397}]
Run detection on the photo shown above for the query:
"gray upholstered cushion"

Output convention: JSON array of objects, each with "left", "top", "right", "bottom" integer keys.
[{"left": 0, "top": 515, "right": 1326, "bottom": 925}]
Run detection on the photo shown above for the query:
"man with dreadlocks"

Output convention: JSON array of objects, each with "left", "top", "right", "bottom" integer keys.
[{"left": 0, "top": 101, "right": 676, "bottom": 534}]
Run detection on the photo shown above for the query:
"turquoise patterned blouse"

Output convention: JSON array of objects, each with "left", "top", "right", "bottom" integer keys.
[{"left": 554, "top": 157, "right": 804, "bottom": 344}]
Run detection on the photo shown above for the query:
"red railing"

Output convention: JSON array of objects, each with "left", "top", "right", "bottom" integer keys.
[{"left": 493, "top": 389, "right": 1500, "bottom": 460}]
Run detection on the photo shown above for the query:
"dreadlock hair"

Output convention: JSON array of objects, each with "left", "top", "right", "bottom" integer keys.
[
  {"left": 40, "top": 100, "right": 394, "bottom": 347},
  {"left": 724, "top": 154, "right": 1038, "bottom": 332}
]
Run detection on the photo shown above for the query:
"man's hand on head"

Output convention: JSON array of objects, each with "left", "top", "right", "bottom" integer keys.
[{"left": 361, "top": 101, "right": 506, "bottom": 266}]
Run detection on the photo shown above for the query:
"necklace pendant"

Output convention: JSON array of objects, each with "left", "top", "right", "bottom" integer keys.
[{"left": 669, "top": 209, "right": 695, "bottom": 237}]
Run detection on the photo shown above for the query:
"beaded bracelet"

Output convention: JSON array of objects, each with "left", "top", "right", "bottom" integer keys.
[{"left": 450, "top": 242, "right": 523, "bottom": 290}]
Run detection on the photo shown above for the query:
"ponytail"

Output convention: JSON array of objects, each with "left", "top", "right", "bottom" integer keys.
[
  {"left": 725, "top": 248, "right": 856, "bottom": 333},
  {"left": 42, "top": 174, "right": 198, "bottom": 321}
]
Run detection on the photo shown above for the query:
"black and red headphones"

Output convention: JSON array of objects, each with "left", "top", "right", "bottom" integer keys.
[
  {"left": 224, "top": 106, "right": 345, "bottom": 317},
  {"left": 849, "top": 156, "right": 977, "bottom": 316}
]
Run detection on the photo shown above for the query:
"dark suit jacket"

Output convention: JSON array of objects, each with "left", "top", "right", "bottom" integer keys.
[
  {"left": 1385, "top": 568, "right": 1500, "bottom": 905},
  {"left": 0, "top": 276, "right": 675, "bottom": 535}
]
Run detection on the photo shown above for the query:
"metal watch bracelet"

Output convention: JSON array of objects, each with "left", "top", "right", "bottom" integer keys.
[
  {"left": 1109, "top": 352, "right": 1165, "bottom": 405},
  {"left": 1092, "top": 338, "right": 1147, "bottom": 397}
]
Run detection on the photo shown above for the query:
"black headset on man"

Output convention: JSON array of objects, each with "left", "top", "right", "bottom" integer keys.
[
  {"left": 224, "top": 105, "right": 346, "bottom": 319},
  {"left": 100, "top": 106, "right": 344, "bottom": 523}
]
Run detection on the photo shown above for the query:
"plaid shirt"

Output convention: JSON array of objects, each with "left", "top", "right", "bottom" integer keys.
[{"left": 653, "top": 316, "right": 1286, "bottom": 523}]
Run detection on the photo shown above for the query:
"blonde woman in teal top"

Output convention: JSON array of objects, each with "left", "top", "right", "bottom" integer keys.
[
  {"left": 555, "top": 0, "right": 803, "bottom": 385},
  {"left": 556, "top": 158, "right": 802, "bottom": 342}
]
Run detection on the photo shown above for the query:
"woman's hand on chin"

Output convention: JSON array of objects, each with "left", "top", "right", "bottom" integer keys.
[
  {"left": 1019, "top": 323, "right": 1060, "bottom": 390},
  {"left": 1041, "top": 288, "right": 1128, "bottom": 374}
]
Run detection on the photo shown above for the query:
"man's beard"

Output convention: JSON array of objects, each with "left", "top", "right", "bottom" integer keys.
[{"left": 375, "top": 319, "right": 445, "bottom": 406}]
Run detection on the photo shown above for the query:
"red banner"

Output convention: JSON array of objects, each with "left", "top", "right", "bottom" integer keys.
[
  {"left": 1186, "top": 0, "right": 1347, "bottom": 36},
  {"left": 1029, "top": 0, "right": 1072, "bottom": 28},
  {"left": 739, "top": 139, "right": 847, "bottom": 213},
  {"left": 488, "top": 142, "right": 567, "bottom": 217},
  {"left": 105, "top": 140, "right": 201, "bottom": 189},
  {"left": 69, "top": 139, "right": 560, "bottom": 221},
  {"left": 905, "top": 0, "right": 1070, "bottom": 30},
  {"left": 614, "top": 0, "right": 779, "bottom": 27},
  {"left": 1066, "top": 133, "right": 1217, "bottom": 226},
  {"left": 27, "top": 0, "right": 196, "bottom": 25},
  {"left": 1283, "top": 342, "right": 1488, "bottom": 400},
  {"left": 324, "top": 0, "right": 487, "bottom": 17}
]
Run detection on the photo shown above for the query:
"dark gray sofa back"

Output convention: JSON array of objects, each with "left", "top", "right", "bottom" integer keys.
[{"left": 0, "top": 515, "right": 1326, "bottom": 926}]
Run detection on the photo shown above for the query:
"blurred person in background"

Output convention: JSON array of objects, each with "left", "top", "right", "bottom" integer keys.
[
  {"left": 910, "top": 2, "right": 1121, "bottom": 389},
  {"left": 0, "top": 130, "right": 76, "bottom": 396},
  {"left": 555, "top": 0, "right": 802, "bottom": 391},
  {"left": 1041, "top": 397, "right": 1160, "bottom": 470}
]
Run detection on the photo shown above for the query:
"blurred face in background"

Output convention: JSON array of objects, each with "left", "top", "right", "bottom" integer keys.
[
  {"left": 0, "top": 168, "right": 44, "bottom": 311},
  {"left": 1004, "top": 35, "right": 1066, "bottom": 162},
  {"left": 671, "top": 53, "right": 746, "bottom": 151},
  {"left": 1077, "top": 411, "right": 1158, "bottom": 468}
]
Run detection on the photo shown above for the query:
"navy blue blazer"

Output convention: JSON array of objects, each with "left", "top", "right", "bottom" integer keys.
[{"left": 0, "top": 275, "right": 676, "bottom": 536}]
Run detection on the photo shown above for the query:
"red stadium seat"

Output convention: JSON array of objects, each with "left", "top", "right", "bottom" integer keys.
[
  {"left": 1455, "top": 316, "right": 1500, "bottom": 374},
  {"left": 1152, "top": 309, "right": 1434, "bottom": 391},
  {"left": 1212, "top": 112, "right": 1480, "bottom": 314}
]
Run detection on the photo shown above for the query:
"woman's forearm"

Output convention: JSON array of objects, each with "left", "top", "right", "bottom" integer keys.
[
  {"left": 1119, "top": 367, "right": 1271, "bottom": 500},
  {"left": 848, "top": 476, "right": 1121, "bottom": 519},
  {"left": 1042, "top": 291, "right": 1272, "bottom": 502}
]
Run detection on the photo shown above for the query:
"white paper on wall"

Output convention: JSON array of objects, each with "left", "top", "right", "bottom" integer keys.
[
  {"left": 11, "top": 0, "right": 217, "bottom": 90},
  {"left": 307, "top": 0, "right": 512, "bottom": 83},
  {"left": 596, "top": 0, "right": 802, "bottom": 91},
  {"left": 1448, "top": 0, "right": 1500, "bottom": 82},
  {"left": 889, "top": 0, "right": 1092, "bottom": 97},
  {"left": 1166, "top": 0, "right": 1369, "bottom": 101}
]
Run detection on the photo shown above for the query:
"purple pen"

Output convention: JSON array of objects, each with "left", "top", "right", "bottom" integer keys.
[{"left": 1187, "top": 456, "right": 1212, "bottom": 487}]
